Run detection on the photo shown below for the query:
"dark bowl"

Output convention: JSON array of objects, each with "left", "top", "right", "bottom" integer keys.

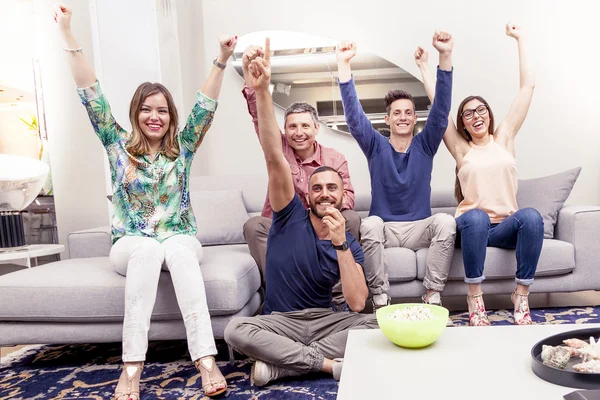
[{"left": 531, "top": 327, "right": 600, "bottom": 389}]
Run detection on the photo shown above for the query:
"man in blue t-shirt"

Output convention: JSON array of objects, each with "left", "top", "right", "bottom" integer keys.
[
  {"left": 336, "top": 32, "right": 457, "bottom": 310},
  {"left": 224, "top": 38, "right": 377, "bottom": 387}
]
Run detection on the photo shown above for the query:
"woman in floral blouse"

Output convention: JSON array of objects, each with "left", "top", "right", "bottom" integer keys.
[{"left": 54, "top": 3, "right": 235, "bottom": 398}]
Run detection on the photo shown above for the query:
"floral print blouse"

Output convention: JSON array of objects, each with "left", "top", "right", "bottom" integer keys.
[{"left": 78, "top": 81, "right": 217, "bottom": 243}]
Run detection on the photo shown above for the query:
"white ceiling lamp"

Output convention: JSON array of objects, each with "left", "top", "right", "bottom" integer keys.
[
  {"left": 232, "top": 31, "right": 337, "bottom": 69},
  {"left": 235, "top": 31, "right": 336, "bottom": 53}
]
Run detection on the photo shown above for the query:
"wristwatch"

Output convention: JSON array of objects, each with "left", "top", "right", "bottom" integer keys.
[
  {"left": 333, "top": 241, "right": 349, "bottom": 251},
  {"left": 213, "top": 57, "right": 226, "bottom": 70}
]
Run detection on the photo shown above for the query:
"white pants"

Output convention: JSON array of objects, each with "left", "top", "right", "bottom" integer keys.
[{"left": 110, "top": 234, "right": 216, "bottom": 362}]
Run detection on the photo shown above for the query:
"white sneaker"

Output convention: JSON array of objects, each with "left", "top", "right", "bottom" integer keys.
[
  {"left": 421, "top": 292, "right": 442, "bottom": 306},
  {"left": 372, "top": 293, "right": 391, "bottom": 312},
  {"left": 422, "top": 292, "right": 452, "bottom": 325},
  {"left": 332, "top": 358, "right": 343, "bottom": 381},
  {"left": 251, "top": 360, "right": 302, "bottom": 386}
]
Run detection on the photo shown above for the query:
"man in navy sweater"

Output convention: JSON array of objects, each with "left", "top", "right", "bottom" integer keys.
[{"left": 336, "top": 32, "right": 456, "bottom": 310}]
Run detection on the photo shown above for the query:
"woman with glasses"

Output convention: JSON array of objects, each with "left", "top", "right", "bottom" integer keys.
[{"left": 415, "top": 23, "right": 543, "bottom": 326}]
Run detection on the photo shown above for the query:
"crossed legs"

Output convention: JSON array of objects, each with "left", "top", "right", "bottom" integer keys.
[{"left": 224, "top": 309, "right": 378, "bottom": 385}]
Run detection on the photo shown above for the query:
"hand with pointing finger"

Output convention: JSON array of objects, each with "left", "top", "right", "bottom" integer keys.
[{"left": 248, "top": 37, "right": 272, "bottom": 91}]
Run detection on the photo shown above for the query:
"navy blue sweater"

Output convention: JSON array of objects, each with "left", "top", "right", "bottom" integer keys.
[
  {"left": 339, "top": 68, "right": 452, "bottom": 222},
  {"left": 263, "top": 195, "right": 364, "bottom": 314}
]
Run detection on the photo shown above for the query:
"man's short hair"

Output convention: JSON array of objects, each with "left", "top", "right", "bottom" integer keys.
[
  {"left": 384, "top": 90, "right": 416, "bottom": 115},
  {"left": 309, "top": 166, "right": 344, "bottom": 187},
  {"left": 284, "top": 102, "right": 320, "bottom": 127}
]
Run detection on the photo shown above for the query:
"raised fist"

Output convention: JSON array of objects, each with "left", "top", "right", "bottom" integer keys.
[
  {"left": 52, "top": 3, "right": 72, "bottom": 33},
  {"left": 414, "top": 46, "right": 428, "bottom": 68},
  {"left": 336, "top": 41, "right": 357, "bottom": 63},
  {"left": 505, "top": 23, "right": 522, "bottom": 40},
  {"left": 432, "top": 31, "right": 453, "bottom": 54},
  {"left": 219, "top": 35, "right": 238, "bottom": 61}
]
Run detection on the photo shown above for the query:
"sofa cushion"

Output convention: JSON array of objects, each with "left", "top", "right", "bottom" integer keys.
[
  {"left": 416, "top": 239, "right": 575, "bottom": 281},
  {"left": 191, "top": 190, "right": 250, "bottom": 245},
  {"left": 68, "top": 226, "right": 111, "bottom": 258},
  {"left": 190, "top": 175, "right": 268, "bottom": 214},
  {"left": 517, "top": 167, "right": 581, "bottom": 238},
  {"left": 0, "top": 244, "right": 261, "bottom": 322},
  {"left": 385, "top": 247, "right": 418, "bottom": 282}
]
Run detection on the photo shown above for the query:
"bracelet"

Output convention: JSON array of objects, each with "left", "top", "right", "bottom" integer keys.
[
  {"left": 63, "top": 47, "right": 83, "bottom": 55},
  {"left": 213, "top": 57, "right": 226, "bottom": 70}
]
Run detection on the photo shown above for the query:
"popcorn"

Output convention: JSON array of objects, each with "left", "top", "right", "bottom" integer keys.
[{"left": 388, "top": 305, "right": 434, "bottom": 321}]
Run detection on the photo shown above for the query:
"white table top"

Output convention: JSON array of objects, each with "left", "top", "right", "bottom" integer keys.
[
  {"left": 0, "top": 244, "right": 64, "bottom": 261},
  {"left": 337, "top": 323, "right": 600, "bottom": 400}
]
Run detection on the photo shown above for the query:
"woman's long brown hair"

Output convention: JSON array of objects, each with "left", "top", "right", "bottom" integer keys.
[{"left": 126, "top": 82, "right": 179, "bottom": 160}]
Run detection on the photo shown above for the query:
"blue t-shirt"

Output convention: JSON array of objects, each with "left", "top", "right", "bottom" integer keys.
[
  {"left": 262, "top": 195, "right": 364, "bottom": 314},
  {"left": 339, "top": 67, "right": 453, "bottom": 222}
]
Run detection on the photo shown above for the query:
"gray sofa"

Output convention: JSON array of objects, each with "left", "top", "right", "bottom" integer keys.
[{"left": 0, "top": 173, "right": 598, "bottom": 347}]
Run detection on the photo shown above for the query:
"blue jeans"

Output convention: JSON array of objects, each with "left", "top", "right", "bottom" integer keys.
[{"left": 456, "top": 208, "right": 544, "bottom": 286}]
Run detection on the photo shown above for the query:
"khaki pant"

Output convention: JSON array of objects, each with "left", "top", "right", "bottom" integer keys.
[
  {"left": 224, "top": 309, "right": 378, "bottom": 373},
  {"left": 360, "top": 214, "right": 456, "bottom": 294},
  {"left": 243, "top": 210, "right": 361, "bottom": 305}
]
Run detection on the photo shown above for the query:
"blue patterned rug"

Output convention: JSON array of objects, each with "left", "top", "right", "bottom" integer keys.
[{"left": 1, "top": 306, "right": 599, "bottom": 399}]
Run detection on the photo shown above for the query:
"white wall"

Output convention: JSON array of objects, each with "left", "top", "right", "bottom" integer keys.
[
  {"left": 191, "top": 0, "right": 599, "bottom": 205},
  {"left": 175, "top": 0, "right": 205, "bottom": 113},
  {"left": 0, "top": 1, "right": 36, "bottom": 91}
]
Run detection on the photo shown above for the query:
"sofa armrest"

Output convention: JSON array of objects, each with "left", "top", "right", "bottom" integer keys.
[
  {"left": 554, "top": 205, "right": 600, "bottom": 290},
  {"left": 67, "top": 226, "right": 111, "bottom": 259}
]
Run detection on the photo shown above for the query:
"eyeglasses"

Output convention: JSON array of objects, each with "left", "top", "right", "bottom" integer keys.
[{"left": 461, "top": 104, "right": 488, "bottom": 120}]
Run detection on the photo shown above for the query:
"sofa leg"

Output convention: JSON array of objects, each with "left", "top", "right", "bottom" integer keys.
[{"left": 227, "top": 344, "right": 235, "bottom": 366}]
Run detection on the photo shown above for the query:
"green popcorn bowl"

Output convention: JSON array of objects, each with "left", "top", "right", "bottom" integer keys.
[{"left": 376, "top": 303, "right": 449, "bottom": 348}]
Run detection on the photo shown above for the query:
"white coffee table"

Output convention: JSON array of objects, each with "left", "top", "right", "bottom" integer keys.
[
  {"left": 0, "top": 244, "right": 65, "bottom": 268},
  {"left": 337, "top": 323, "right": 600, "bottom": 399}
]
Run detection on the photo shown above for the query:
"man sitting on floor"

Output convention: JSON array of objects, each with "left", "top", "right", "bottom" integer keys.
[{"left": 224, "top": 38, "right": 377, "bottom": 387}]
